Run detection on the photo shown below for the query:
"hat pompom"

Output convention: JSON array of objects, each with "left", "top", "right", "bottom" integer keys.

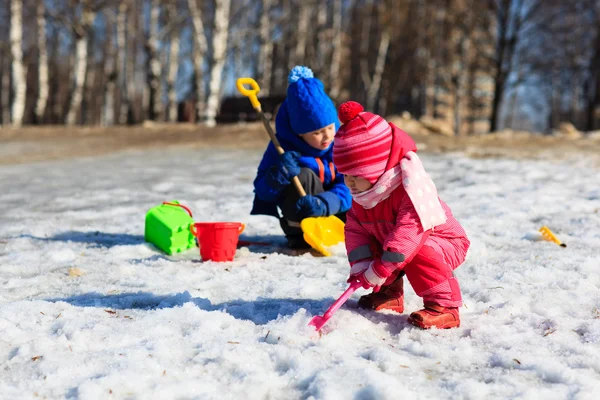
[
  {"left": 288, "top": 66, "right": 314, "bottom": 83},
  {"left": 338, "top": 101, "right": 364, "bottom": 124}
]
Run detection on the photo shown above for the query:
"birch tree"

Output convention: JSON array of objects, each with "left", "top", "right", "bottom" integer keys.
[
  {"left": 271, "top": 0, "right": 290, "bottom": 93},
  {"left": 259, "top": 0, "right": 273, "bottom": 95},
  {"left": 116, "top": 2, "right": 128, "bottom": 124},
  {"left": 314, "top": 0, "right": 328, "bottom": 77},
  {"left": 358, "top": 1, "right": 391, "bottom": 112},
  {"left": 10, "top": 0, "right": 26, "bottom": 127},
  {"left": 452, "top": 0, "right": 474, "bottom": 136},
  {"left": 102, "top": 8, "right": 117, "bottom": 126},
  {"left": 294, "top": 1, "right": 310, "bottom": 66},
  {"left": 83, "top": 26, "right": 97, "bottom": 125},
  {"left": 36, "top": 0, "right": 49, "bottom": 123},
  {"left": 359, "top": 0, "right": 374, "bottom": 98},
  {"left": 205, "top": 0, "right": 231, "bottom": 127},
  {"left": 1, "top": 50, "right": 10, "bottom": 126},
  {"left": 166, "top": 2, "right": 181, "bottom": 123},
  {"left": 66, "top": 2, "right": 97, "bottom": 125},
  {"left": 187, "top": 0, "right": 208, "bottom": 122},
  {"left": 584, "top": 1, "right": 600, "bottom": 130},
  {"left": 329, "top": 0, "right": 344, "bottom": 99},
  {"left": 146, "top": 0, "right": 162, "bottom": 121},
  {"left": 366, "top": 15, "right": 390, "bottom": 112},
  {"left": 1, "top": 2, "right": 11, "bottom": 126}
]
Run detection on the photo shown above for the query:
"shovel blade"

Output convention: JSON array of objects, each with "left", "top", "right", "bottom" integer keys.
[
  {"left": 301, "top": 215, "right": 345, "bottom": 257},
  {"left": 308, "top": 315, "right": 328, "bottom": 331}
]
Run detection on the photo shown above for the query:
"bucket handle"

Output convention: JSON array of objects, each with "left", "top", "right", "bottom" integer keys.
[
  {"left": 162, "top": 202, "right": 193, "bottom": 218},
  {"left": 189, "top": 222, "right": 245, "bottom": 237}
]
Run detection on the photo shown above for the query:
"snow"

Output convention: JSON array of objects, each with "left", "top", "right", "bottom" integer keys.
[{"left": 1, "top": 147, "right": 599, "bottom": 399}]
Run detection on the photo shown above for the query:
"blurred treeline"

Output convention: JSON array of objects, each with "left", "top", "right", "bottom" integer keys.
[{"left": 1, "top": 0, "right": 599, "bottom": 135}]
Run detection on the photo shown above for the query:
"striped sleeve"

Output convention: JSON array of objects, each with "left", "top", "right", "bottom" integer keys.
[
  {"left": 344, "top": 206, "right": 374, "bottom": 265},
  {"left": 377, "top": 194, "right": 430, "bottom": 273}
]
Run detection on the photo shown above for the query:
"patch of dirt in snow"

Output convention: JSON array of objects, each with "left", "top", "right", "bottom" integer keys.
[{"left": 1, "top": 122, "right": 600, "bottom": 165}]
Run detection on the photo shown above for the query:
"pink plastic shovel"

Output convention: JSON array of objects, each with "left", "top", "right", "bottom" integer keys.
[{"left": 308, "top": 281, "right": 363, "bottom": 331}]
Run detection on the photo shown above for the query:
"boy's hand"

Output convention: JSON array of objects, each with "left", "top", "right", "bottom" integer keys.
[
  {"left": 267, "top": 151, "right": 301, "bottom": 189},
  {"left": 296, "top": 195, "right": 327, "bottom": 218}
]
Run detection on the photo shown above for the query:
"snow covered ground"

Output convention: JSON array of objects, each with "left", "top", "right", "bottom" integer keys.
[{"left": 1, "top": 147, "right": 599, "bottom": 400}]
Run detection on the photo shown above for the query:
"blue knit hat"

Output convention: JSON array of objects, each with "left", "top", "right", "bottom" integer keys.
[{"left": 282, "top": 66, "right": 339, "bottom": 135}]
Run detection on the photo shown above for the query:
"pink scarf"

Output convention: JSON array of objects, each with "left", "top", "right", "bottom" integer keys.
[{"left": 351, "top": 152, "right": 447, "bottom": 230}]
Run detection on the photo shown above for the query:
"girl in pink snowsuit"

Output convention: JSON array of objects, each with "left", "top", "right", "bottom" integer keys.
[{"left": 332, "top": 101, "right": 470, "bottom": 329}]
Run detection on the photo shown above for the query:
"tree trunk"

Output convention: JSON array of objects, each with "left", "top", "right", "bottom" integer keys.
[
  {"left": 490, "top": 0, "right": 516, "bottom": 132},
  {"left": 102, "top": 9, "right": 117, "bottom": 127},
  {"left": 585, "top": 22, "right": 600, "bottom": 131},
  {"left": 432, "top": 4, "right": 448, "bottom": 120},
  {"left": 359, "top": 0, "right": 374, "bottom": 97},
  {"left": 454, "top": 3, "right": 473, "bottom": 136},
  {"left": 366, "top": 28, "right": 390, "bottom": 112},
  {"left": 146, "top": 0, "right": 162, "bottom": 121},
  {"left": 130, "top": 1, "right": 142, "bottom": 123},
  {"left": 259, "top": 0, "right": 273, "bottom": 95},
  {"left": 116, "top": 2, "right": 128, "bottom": 124},
  {"left": 82, "top": 26, "right": 97, "bottom": 125},
  {"left": 10, "top": 0, "right": 26, "bottom": 127},
  {"left": 329, "top": 0, "right": 343, "bottom": 99},
  {"left": 1, "top": 51, "right": 11, "bottom": 126},
  {"left": 188, "top": 0, "right": 208, "bottom": 122},
  {"left": 294, "top": 2, "right": 310, "bottom": 65},
  {"left": 205, "top": 0, "right": 231, "bottom": 127},
  {"left": 314, "top": 0, "right": 328, "bottom": 76},
  {"left": 274, "top": 0, "right": 292, "bottom": 93},
  {"left": 66, "top": 6, "right": 96, "bottom": 126},
  {"left": 231, "top": 31, "right": 245, "bottom": 90},
  {"left": 35, "top": 0, "right": 49, "bottom": 124},
  {"left": 166, "top": 3, "right": 180, "bottom": 123},
  {"left": 549, "top": 67, "right": 560, "bottom": 132},
  {"left": 585, "top": 73, "right": 600, "bottom": 131}
]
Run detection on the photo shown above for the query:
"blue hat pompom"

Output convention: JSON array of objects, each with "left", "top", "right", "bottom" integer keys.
[
  {"left": 288, "top": 66, "right": 314, "bottom": 83},
  {"left": 278, "top": 65, "right": 339, "bottom": 135}
]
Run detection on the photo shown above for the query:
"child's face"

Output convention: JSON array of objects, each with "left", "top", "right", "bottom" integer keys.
[
  {"left": 301, "top": 124, "right": 336, "bottom": 150},
  {"left": 344, "top": 175, "right": 373, "bottom": 194}
]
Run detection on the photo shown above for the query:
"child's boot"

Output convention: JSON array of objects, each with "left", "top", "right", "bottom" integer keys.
[
  {"left": 357, "top": 275, "right": 404, "bottom": 313},
  {"left": 408, "top": 303, "right": 460, "bottom": 329}
]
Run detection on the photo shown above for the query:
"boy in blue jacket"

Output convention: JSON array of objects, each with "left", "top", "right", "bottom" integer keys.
[{"left": 251, "top": 66, "right": 352, "bottom": 249}]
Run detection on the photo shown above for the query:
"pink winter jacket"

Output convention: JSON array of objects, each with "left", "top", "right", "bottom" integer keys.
[
  {"left": 344, "top": 125, "right": 469, "bottom": 276},
  {"left": 345, "top": 188, "right": 470, "bottom": 275}
]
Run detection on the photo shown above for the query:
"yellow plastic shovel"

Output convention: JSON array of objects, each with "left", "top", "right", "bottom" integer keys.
[
  {"left": 236, "top": 77, "right": 345, "bottom": 256},
  {"left": 539, "top": 226, "right": 567, "bottom": 247}
]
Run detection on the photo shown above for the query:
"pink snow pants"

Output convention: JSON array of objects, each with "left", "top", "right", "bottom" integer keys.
[{"left": 401, "top": 244, "right": 463, "bottom": 308}]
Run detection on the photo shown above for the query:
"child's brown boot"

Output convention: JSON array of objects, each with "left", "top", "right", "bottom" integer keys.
[
  {"left": 408, "top": 303, "right": 460, "bottom": 329},
  {"left": 357, "top": 277, "right": 404, "bottom": 313}
]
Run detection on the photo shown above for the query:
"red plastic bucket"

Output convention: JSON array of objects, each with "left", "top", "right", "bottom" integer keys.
[{"left": 190, "top": 222, "right": 245, "bottom": 262}]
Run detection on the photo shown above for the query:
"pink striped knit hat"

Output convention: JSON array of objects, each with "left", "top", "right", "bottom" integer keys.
[{"left": 333, "top": 101, "right": 393, "bottom": 183}]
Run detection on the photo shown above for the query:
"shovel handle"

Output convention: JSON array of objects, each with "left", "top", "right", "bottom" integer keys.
[
  {"left": 236, "top": 78, "right": 262, "bottom": 111},
  {"left": 236, "top": 77, "right": 306, "bottom": 197},
  {"left": 321, "top": 281, "right": 362, "bottom": 319}
]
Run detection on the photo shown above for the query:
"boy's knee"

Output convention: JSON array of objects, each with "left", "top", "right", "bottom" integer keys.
[
  {"left": 297, "top": 168, "right": 319, "bottom": 184},
  {"left": 292, "top": 168, "right": 324, "bottom": 196}
]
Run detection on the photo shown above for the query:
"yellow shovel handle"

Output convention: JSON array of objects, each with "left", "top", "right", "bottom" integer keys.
[
  {"left": 236, "top": 78, "right": 262, "bottom": 111},
  {"left": 236, "top": 77, "right": 306, "bottom": 197}
]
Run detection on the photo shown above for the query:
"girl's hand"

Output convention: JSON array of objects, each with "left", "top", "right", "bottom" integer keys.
[
  {"left": 347, "top": 260, "right": 389, "bottom": 291},
  {"left": 347, "top": 260, "right": 370, "bottom": 282}
]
